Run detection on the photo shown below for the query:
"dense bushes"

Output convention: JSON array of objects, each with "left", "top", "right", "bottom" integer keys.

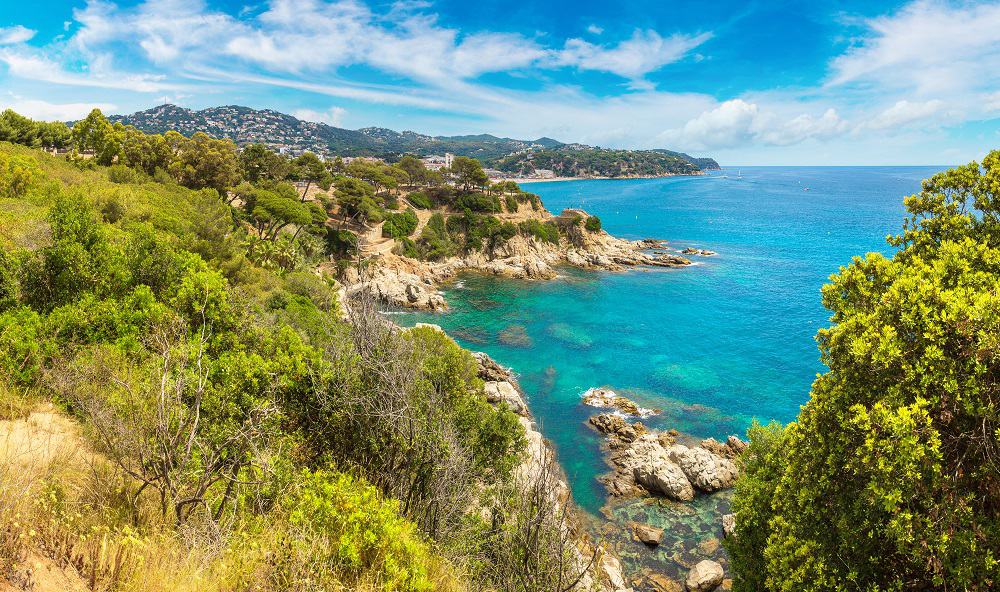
[
  {"left": 727, "top": 152, "right": 1000, "bottom": 591},
  {"left": 518, "top": 219, "right": 560, "bottom": 244},
  {"left": 0, "top": 143, "right": 606, "bottom": 592},
  {"left": 383, "top": 208, "right": 419, "bottom": 239},
  {"left": 584, "top": 216, "right": 601, "bottom": 232}
]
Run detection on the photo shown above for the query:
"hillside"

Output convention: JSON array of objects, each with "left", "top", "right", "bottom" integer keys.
[
  {"left": 493, "top": 147, "right": 709, "bottom": 178},
  {"left": 108, "top": 104, "right": 719, "bottom": 174},
  {"left": 0, "top": 112, "right": 624, "bottom": 591}
]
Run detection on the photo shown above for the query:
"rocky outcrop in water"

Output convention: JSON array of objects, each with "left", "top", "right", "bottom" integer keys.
[
  {"left": 685, "top": 560, "right": 724, "bottom": 591},
  {"left": 469, "top": 349, "right": 632, "bottom": 592},
  {"left": 583, "top": 388, "right": 660, "bottom": 417},
  {"left": 591, "top": 415, "right": 747, "bottom": 501},
  {"left": 346, "top": 219, "right": 696, "bottom": 311}
]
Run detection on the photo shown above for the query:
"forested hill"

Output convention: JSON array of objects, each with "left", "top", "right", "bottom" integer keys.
[{"left": 108, "top": 104, "right": 719, "bottom": 174}]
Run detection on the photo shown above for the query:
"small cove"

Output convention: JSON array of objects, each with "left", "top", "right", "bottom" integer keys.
[{"left": 393, "top": 166, "right": 946, "bottom": 580}]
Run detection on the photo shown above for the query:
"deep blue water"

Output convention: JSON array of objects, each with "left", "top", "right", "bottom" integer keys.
[{"left": 396, "top": 166, "right": 946, "bottom": 516}]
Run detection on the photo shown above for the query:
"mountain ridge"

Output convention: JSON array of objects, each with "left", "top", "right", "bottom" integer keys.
[{"left": 108, "top": 104, "right": 720, "bottom": 173}]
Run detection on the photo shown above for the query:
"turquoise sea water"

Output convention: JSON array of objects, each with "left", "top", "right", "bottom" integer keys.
[{"left": 393, "top": 167, "right": 945, "bottom": 575}]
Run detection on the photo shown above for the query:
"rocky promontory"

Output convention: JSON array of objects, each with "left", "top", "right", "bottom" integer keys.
[
  {"left": 346, "top": 208, "right": 696, "bottom": 311},
  {"left": 587, "top": 413, "right": 745, "bottom": 501}
]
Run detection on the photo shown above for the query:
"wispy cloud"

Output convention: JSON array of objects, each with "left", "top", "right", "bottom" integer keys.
[{"left": 0, "top": 26, "right": 36, "bottom": 45}]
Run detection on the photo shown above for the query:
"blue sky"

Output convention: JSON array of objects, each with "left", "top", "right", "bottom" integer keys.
[{"left": 1, "top": 0, "right": 999, "bottom": 164}]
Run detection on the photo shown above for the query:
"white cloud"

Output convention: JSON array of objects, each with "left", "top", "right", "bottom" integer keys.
[
  {"left": 553, "top": 30, "right": 712, "bottom": 80},
  {"left": 0, "top": 50, "right": 174, "bottom": 92},
  {"left": 1, "top": 98, "right": 116, "bottom": 121},
  {"left": 0, "top": 25, "right": 36, "bottom": 45},
  {"left": 829, "top": 0, "right": 1000, "bottom": 101},
  {"left": 293, "top": 106, "right": 347, "bottom": 127},
  {"left": 866, "top": 99, "right": 944, "bottom": 130},
  {"left": 659, "top": 100, "right": 850, "bottom": 150},
  {"left": 587, "top": 24, "right": 603, "bottom": 35}
]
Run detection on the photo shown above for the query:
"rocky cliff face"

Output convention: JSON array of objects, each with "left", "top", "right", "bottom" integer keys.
[{"left": 347, "top": 218, "right": 693, "bottom": 311}]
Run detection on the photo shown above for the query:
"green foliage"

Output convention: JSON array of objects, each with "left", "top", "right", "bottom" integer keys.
[
  {"left": 729, "top": 152, "right": 1000, "bottom": 591},
  {"left": 725, "top": 421, "right": 788, "bottom": 592},
  {"left": 407, "top": 191, "right": 433, "bottom": 209},
  {"left": 0, "top": 151, "right": 35, "bottom": 198},
  {"left": 417, "top": 212, "right": 457, "bottom": 260},
  {"left": 107, "top": 164, "right": 148, "bottom": 185},
  {"left": 277, "top": 469, "right": 435, "bottom": 592},
  {"left": 449, "top": 156, "right": 489, "bottom": 190},
  {"left": 454, "top": 191, "right": 501, "bottom": 213},
  {"left": 584, "top": 215, "right": 602, "bottom": 232},
  {"left": 239, "top": 143, "right": 290, "bottom": 183},
  {"left": 504, "top": 194, "right": 518, "bottom": 213},
  {"left": 517, "top": 219, "right": 560, "bottom": 244},
  {"left": 0, "top": 109, "right": 71, "bottom": 149},
  {"left": 383, "top": 208, "right": 419, "bottom": 239},
  {"left": 335, "top": 176, "right": 384, "bottom": 225}
]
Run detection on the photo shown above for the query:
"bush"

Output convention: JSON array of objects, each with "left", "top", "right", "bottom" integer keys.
[
  {"left": 584, "top": 215, "right": 601, "bottom": 232},
  {"left": 276, "top": 469, "right": 436, "bottom": 592},
  {"left": 504, "top": 194, "right": 518, "bottom": 213},
  {"left": 107, "top": 164, "right": 148, "bottom": 185},
  {"left": 383, "top": 209, "right": 419, "bottom": 239},
  {"left": 518, "top": 219, "right": 560, "bottom": 244},
  {"left": 407, "top": 191, "right": 433, "bottom": 209},
  {"left": 454, "top": 192, "right": 501, "bottom": 213},
  {"left": 728, "top": 152, "right": 1000, "bottom": 591}
]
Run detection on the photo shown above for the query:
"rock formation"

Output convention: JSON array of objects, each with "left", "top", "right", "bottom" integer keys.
[{"left": 685, "top": 560, "right": 724, "bottom": 592}]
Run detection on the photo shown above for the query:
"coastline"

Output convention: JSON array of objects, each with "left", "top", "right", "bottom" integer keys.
[{"left": 509, "top": 171, "right": 709, "bottom": 185}]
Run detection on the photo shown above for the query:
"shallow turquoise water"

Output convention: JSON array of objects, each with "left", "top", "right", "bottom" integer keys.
[{"left": 395, "top": 166, "right": 946, "bottom": 518}]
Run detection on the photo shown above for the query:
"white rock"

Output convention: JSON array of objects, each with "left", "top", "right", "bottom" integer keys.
[
  {"left": 667, "top": 445, "right": 739, "bottom": 492},
  {"left": 685, "top": 560, "right": 724, "bottom": 592}
]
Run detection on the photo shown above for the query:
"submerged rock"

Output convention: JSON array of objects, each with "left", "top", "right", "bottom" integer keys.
[
  {"left": 631, "top": 522, "right": 664, "bottom": 547},
  {"left": 685, "top": 560, "right": 724, "bottom": 592}
]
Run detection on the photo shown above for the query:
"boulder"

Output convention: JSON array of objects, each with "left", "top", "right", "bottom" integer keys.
[
  {"left": 648, "top": 574, "right": 684, "bottom": 592},
  {"left": 726, "top": 435, "right": 748, "bottom": 455},
  {"left": 685, "top": 560, "right": 724, "bottom": 592},
  {"left": 473, "top": 352, "right": 510, "bottom": 382},
  {"left": 667, "top": 445, "right": 739, "bottom": 492},
  {"left": 484, "top": 381, "right": 528, "bottom": 416},
  {"left": 633, "top": 455, "right": 695, "bottom": 501},
  {"left": 589, "top": 414, "right": 644, "bottom": 442},
  {"left": 631, "top": 522, "right": 664, "bottom": 547}
]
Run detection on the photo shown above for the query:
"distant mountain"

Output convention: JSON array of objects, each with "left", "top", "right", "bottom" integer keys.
[{"left": 109, "top": 104, "right": 719, "bottom": 172}]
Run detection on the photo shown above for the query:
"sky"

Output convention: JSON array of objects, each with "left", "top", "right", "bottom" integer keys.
[{"left": 1, "top": 0, "right": 999, "bottom": 165}]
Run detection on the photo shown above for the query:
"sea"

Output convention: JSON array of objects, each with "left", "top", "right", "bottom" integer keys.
[{"left": 393, "top": 166, "right": 948, "bottom": 581}]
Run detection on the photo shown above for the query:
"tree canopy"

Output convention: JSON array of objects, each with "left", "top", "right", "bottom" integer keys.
[{"left": 727, "top": 151, "right": 1000, "bottom": 591}]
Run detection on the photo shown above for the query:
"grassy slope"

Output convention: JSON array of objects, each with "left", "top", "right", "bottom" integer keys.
[{"left": 0, "top": 142, "right": 467, "bottom": 592}]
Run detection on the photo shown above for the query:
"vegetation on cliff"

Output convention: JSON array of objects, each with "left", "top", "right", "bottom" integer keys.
[
  {"left": 727, "top": 152, "right": 1000, "bottom": 591},
  {"left": 0, "top": 112, "right": 596, "bottom": 591}
]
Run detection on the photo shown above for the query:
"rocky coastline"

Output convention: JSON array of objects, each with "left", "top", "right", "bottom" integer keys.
[
  {"left": 345, "top": 213, "right": 695, "bottom": 311},
  {"left": 412, "top": 326, "right": 632, "bottom": 591},
  {"left": 581, "top": 390, "right": 746, "bottom": 592}
]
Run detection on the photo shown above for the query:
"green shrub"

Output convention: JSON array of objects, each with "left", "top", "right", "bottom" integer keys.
[
  {"left": 504, "top": 194, "right": 518, "bottom": 213},
  {"left": 454, "top": 192, "right": 501, "bottom": 213},
  {"left": 269, "top": 469, "right": 435, "bottom": 592},
  {"left": 383, "top": 209, "right": 419, "bottom": 239},
  {"left": 584, "top": 216, "right": 602, "bottom": 232},
  {"left": 728, "top": 152, "right": 1000, "bottom": 591},
  {"left": 107, "top": 164, "right": 148, "bottom": 185},
  {"left": 518, "top": 219, "right": 560, "bottom": 244},
  {"left": 407, "top": 191, "right": 433, "bottom": 209}
]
